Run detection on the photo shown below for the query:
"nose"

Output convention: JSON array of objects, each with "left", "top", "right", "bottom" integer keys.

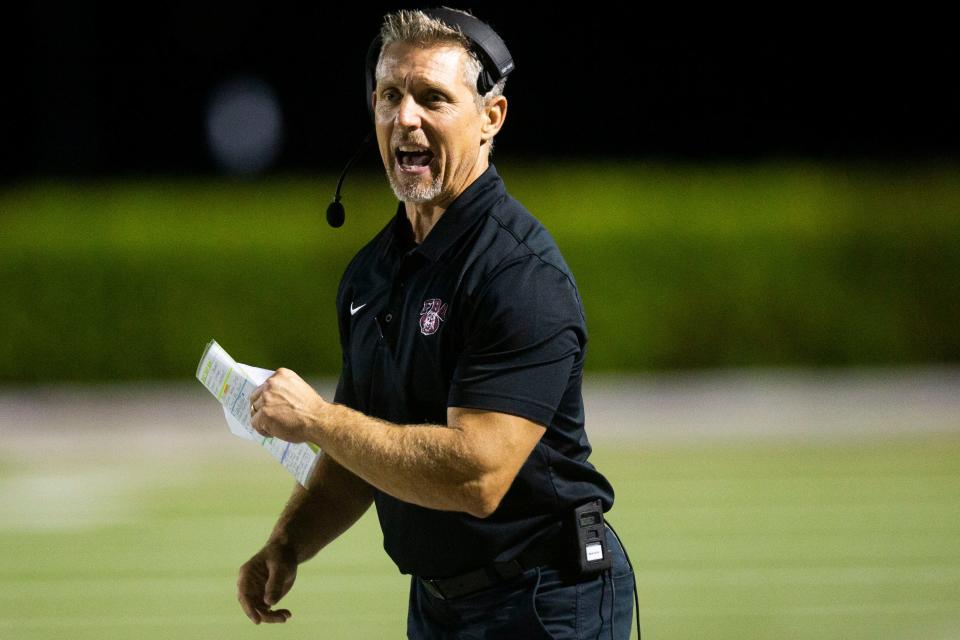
[{"left": 396, "top": 93, "right": 422, "bottom": 129}]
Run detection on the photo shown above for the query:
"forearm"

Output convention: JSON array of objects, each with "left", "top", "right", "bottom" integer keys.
[
  {"left": 312, "top": 403, "right": 488, "bottom": 517},
  {"left": 267, "top": 452, "right": 374, "bottom": 564}
]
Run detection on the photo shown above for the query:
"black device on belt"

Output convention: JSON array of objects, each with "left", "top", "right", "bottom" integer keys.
[
  {"left": 571, "top": 498, "right": 612, "bottom": 576},
  {"left": 419, "top": 500, "right": 609, "bottom": 601}
]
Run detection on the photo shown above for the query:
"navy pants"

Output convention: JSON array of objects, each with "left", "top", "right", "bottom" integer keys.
[{"left": 407, "top": 526, "right": 636, "bottom": 639}]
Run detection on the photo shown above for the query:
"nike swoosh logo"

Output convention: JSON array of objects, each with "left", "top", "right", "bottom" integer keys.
[{"left": 350, "top": 301, "right": 367, "bottom": 316}]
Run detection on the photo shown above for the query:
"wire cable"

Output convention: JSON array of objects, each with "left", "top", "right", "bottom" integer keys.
[
  {"left": 595, "top": 570, "right": 607, "bottom": 640},
  {"left": 610, "top": 564, "right": 616, "bottom": 640},
  {"left": 605, "top": 519, "right": 641, "bottom": 640}
]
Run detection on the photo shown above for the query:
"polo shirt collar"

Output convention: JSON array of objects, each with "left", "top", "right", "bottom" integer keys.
[{"left": 386, "top": 163, "right": 504, "bottom": 263}]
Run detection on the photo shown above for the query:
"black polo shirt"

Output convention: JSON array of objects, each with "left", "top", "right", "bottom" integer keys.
[{"left": 333, "top": 163, "right": 614, "bottom": 578}]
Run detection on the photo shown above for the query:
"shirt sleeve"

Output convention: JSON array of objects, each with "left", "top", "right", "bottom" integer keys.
[
  {"left": 447, "top": 256, "right": 586, "bottom": 427},
  {"left": 333, "top": 353, "right": 357, "bottom": 408},
  {"left": 333, "top": 265, "right": 359, "bottom": 409}
]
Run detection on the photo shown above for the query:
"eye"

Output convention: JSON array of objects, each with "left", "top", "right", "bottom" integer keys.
[{"left": 428, "top": 92, "right": 447, "bottom": 103}]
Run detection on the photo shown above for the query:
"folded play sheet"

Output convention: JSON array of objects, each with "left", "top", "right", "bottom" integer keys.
[{"left": 196, "top": 339, "right": 320, "bottom": 486}]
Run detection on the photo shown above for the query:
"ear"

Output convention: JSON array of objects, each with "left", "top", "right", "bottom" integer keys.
[{"left": 480, "top": 95, "right": 507, "bottom": 142}]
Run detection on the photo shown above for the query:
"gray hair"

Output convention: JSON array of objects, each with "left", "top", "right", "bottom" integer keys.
[{"left": 375, "top": 7, "right": 508, "bottom": 158}]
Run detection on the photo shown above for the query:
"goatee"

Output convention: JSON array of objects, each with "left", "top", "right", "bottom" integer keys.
[{"left": 387, "top": 166, "right": 443, "bottom": 204}]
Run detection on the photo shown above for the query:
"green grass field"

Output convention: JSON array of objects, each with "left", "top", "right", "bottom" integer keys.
[{"left": 1, "top": 433, "right": 959, "bottom": 639}]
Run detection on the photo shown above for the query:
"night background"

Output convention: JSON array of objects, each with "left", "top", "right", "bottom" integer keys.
[
  {"left": 1, "top": 5, "right": 959, "bottom": 640},
  {"left": 8, "top": 5, "right": 959, "bottom": 179}
]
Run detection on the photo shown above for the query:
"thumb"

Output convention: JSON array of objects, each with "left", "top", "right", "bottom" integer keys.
[{"left": 264, "top": 562, "right": 287, "bottom": 606}]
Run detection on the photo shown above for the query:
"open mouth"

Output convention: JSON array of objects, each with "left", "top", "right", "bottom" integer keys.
[{"left": 396, "top": 147, "right": 435, "bottom": 168}]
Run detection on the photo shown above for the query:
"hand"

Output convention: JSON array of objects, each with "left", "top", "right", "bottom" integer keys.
[
  {"left": 237, "top": 542, "right": 298, "bottom": 624},
  {"left": 250, "top": 367, "right": 327, "bottom": 443}
]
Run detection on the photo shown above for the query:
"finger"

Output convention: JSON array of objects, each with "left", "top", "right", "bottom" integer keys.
[
  {"left": 250, "top": 384, "right": 263, "bottom": 403},
  {"left": 240, "top": 588, "right": 292, "bottom": 624},
  {"left": 251, "top": 414, "right": 268, "bottom": 437},
  {"left": 258, "top": 607, "right": 292, "bottom": 623},
  {"left": 237, "top": 591, "right": 263, "bottom": 625}
]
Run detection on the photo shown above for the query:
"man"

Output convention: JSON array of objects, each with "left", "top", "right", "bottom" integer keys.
[{"left": 238, "top": 7, "right": 636, "bottom": 638}]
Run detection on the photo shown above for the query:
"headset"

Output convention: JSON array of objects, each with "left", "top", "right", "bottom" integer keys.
[
  {"left": 363, "top": 7, "right": 514, "bottom": 121},
  {"left": 326, "top": 7, "right": 515, "bottom": 228}
]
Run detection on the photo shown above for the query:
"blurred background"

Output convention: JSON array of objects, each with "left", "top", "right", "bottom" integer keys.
[{"left": 1, "top": 3, "right": 958, "bottom": 639}]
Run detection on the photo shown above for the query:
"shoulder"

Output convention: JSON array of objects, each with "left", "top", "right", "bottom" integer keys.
[
  {"left": 479, "top": 193, "right": 572, "bottom": 273},
  {"left": 469, "top": 193, "right": 584, "bottom": 316},
  {"left": 459, "top": 194, "right": 587, "bottom": 340}
]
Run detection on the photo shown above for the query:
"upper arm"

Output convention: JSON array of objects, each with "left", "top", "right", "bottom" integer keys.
[
  {"left": 447, "top": 256, "right": 585, "bottom": 427},
  {"left": 443, "top": 255, "right": 584, "bottom": 516}
]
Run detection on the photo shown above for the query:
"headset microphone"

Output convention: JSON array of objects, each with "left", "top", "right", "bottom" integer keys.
[{"left": 327, "top": 130, "right": 374, "bottom": 228}]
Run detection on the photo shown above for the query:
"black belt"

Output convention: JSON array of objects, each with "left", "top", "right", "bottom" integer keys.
[{"left": 418, "top": 524, "right": 568, "bottom": 601}]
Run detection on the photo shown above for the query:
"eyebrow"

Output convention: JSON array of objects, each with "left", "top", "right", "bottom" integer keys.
[
  {"left": 424, "top": 84, "right": 452, "bottom": 98},
  {"left": 377, "top": 77, "right": 455, "bottom": 95}
]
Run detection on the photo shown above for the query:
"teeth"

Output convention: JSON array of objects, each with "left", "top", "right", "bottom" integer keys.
[{"left": 398, "top": 146, "right": 430, "bottom": 152}]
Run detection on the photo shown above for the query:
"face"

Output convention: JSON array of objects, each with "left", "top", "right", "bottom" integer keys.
[{"left": 372, "top": 41, "right": 491, "bottom": 206}]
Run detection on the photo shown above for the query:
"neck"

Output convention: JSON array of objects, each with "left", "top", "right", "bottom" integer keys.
[{"left": 404, "top": 155, "right": 489, "bottom": 244}]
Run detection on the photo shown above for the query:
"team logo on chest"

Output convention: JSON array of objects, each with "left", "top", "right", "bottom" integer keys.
[{"left": 418, "top": 298, "right": 449, "bottom": 336}]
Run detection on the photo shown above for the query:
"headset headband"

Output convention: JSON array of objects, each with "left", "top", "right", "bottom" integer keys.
[{"left": 364, "top": 8, "right": 514, "bottom": 119}]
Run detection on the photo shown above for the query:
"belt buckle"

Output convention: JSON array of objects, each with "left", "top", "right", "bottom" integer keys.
[{"left": 420, "top": 578, "right": 446, "bottom": 600}]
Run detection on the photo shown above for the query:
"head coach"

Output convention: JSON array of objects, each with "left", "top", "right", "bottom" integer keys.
[{"left": 238, "top": 6, "right": 638, "bottom": 638}]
